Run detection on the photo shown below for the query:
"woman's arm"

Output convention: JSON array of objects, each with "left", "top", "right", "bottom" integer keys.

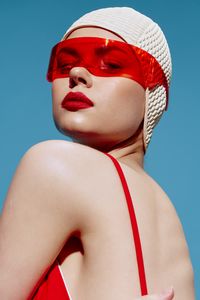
[{"left": 0, "top": 141, "right": 83, "bottom": 300}]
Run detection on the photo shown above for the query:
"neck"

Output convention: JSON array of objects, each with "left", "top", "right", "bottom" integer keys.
[{"left": 106, "top": 131, "right": 145, "bottom": 171}]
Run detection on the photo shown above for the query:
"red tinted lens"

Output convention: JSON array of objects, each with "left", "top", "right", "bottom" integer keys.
[
  {"left": 47, "top": 37, "right": 168, "bottom": 109},
  {"left": 47, "top": 37, "right": 144, "bottom": 84}
]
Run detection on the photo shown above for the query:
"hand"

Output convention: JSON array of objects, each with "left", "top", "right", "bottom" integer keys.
[{"left": 135, "top": 287, "right": 174, "bottom": 300}]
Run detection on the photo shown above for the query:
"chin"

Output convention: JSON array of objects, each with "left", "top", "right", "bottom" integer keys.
[
  {"left": 53, "top": 117, "right": 140, "bottom": 152},
  {"left": 56, "top": 126, "right": 128, "bottom": 152}
]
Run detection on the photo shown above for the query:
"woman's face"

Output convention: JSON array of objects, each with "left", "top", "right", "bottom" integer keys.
[{"left": 52, "top": 27, "right": 145, "bottom": 150}]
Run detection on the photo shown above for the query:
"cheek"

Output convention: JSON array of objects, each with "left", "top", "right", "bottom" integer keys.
[
  {"left": 98, "top": 78, "right": 145, "bottom": 126},
  {"left": 52, "top": 79, "right": 68, "bottom": 106},
  {"left": 51, "top": 80, "right": 69, "bottom": 124}
]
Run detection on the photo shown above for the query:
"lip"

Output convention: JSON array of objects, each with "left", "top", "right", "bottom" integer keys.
[{"left": 61, "top": 92, "right": 94, "bottom": 111}]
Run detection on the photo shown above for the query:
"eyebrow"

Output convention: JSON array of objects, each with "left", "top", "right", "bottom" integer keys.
[
  {"left": 58, "top": 47, "right": 79, "bottom": 56},
  {"left": 94, "top": 45, "right": 128, "bottom": 55}
]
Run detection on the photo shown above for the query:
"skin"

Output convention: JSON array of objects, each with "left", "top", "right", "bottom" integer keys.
[{"left": 0, "top": 27, "right": 194, "bottom": 300}]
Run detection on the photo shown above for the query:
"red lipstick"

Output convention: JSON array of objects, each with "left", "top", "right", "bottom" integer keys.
[{"left": 61, "top": 92, "right": 94, "bottom": 111}]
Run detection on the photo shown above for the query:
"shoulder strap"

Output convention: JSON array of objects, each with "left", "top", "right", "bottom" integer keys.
[{"left": 104, "top": 152, "right": 148, "bottom": 296}]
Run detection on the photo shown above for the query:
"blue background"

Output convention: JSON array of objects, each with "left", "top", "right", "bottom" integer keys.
[{"left": 0, "top": 0, "right": 199, "bottom": 297}]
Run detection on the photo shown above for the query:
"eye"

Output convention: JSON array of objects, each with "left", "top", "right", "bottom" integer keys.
[
  {"left": 105, "top": 61, "right": 122, "bottom": 69},
  {"left": 57, "top": 52, "right": 78, "bottom": 72},
  {"left": 57, "top": 59, "right": 76, "bottom": 72},
  {"left": 59, "top": 63, "right": 74, "bottom": 71},
  {"left": 101, "top": 60, "right": 123, "bottom": 72}
]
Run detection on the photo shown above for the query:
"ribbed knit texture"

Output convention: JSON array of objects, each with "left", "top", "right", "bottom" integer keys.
[{"left": 62, "top": 7, "right": 172, "bottom": 150}]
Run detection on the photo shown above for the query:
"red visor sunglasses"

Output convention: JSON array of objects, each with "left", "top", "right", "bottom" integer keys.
[{"left": 47, "top": 37, "right": 169, "bottom": 110}]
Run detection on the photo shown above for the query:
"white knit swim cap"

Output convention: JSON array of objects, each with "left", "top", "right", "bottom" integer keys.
[{"left": 62, "top": 7, "right": 172, "bottom": 151}]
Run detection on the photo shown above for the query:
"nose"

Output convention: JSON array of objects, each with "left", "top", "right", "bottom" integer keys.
[{"left": 69, "top": 67, "right": 93, "bottom": 89}]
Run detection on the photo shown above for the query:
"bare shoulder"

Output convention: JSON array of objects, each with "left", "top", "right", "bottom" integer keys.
[
  {"left": 17, "top": 140, "right": 110, "bottom": 204},
  {"left": 25, "top": 139, "right": 104, "bottom": 165},
  {"left": 23, "top": 139, "right": 108, "bottom": 179},
  {"left": 3, "top": 140, "right": 106, "bottom": 218}
]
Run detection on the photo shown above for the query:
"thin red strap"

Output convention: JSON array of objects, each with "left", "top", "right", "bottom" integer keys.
[{"left": 104, "top": 153, "right": 148, "bottom": 296}]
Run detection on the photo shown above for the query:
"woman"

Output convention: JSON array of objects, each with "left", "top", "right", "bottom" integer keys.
[{"left": 0, "top": 6, "right": 194, "bottom": 300}]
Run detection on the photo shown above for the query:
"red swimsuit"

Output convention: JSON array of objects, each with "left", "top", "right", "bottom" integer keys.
[{"left": 31, "top": 153, "right": 148, "bottom": 299}]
